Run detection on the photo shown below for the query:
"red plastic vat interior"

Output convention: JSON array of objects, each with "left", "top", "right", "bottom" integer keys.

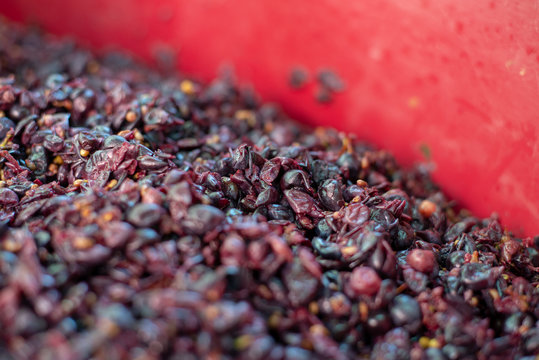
[{"left": 2, "top": 0, "right": 539, "bottom": 236}]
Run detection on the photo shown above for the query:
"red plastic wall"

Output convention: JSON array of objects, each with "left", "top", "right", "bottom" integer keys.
[{"left": 2, "top": 0, "right": 539, "bottom": 236}]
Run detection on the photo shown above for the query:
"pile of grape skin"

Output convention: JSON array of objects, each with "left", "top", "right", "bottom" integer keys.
[{"left": 0, "top": 20, "right": 538, "bottom": 360}]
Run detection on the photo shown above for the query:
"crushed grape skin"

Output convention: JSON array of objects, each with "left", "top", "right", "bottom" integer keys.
[{"left": 0, "top": 19, "right": 538, "bottom": 360}]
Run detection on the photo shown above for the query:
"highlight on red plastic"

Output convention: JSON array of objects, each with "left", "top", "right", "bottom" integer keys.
[{"left": 2, "top": 0, "right": 539, "bottom": 236}]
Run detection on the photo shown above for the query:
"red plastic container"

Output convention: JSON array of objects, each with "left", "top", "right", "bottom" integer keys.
[{"left": 2, "top": 0, "right": 539, "bottom": 236}]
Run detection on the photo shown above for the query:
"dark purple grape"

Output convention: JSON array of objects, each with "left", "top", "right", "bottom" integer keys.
[
  {"left": 43, "top": 134, "right": 65, "bottom": 152},
  {"left": 222, "top": 177, "right": 240, "bottom": 201},
  {"left": 367, "top": 239, "right": 397, "bottom": 278},
  {"left": 371, "top": 327, "right": 410, "bottom": 360},
  {"left": 389, "top": 295, "right": 422, "bottom": 333},
  {"left": 314, "top": 218, "right": 333, "bottom": 238},
  {"left": 220, "top": 234, "right": 246, "bottom": 267},
  {"left": 370, "top": 208, "right": 398, "bottom": 233},
  {"left": 289, "top": 67, "right": 308, "bottom": 89},
  {"left": 127, "top": 203, "right": 164, "bottom": 227},
  {"left": 424, "top": 348, "right": 445, "bottom": 360},
  {"left": 318, "top": 179, "right": 344, "bottom": 211},
  {"left": 284, "top": 347, "right": 312, "bottom": 360},
  {"left": 144, "top": 108, "right": 183, "bottom": 128},
  {"left": 137, "top": 155, "right": 168, "bottom": 171},
  {"left": 0, "top": 188, "right": 18, "bottom": 207},
  {"left": 76, "top": 131, "right": 100, "bottom": 151},
  {"left": 503, "top": 312, "right": 534, "bottom": 335},
  {"left": 0, "top": 116, "right": 15, "bottom": 139},
  {"left": 349, "top": 266, "right": 381, "bottom": 296},
  {"left": 260, "top": 159, "right": 281, "bottom": 185},
  {"left": 284, "top": 189, "right": 314, "bottom": 215},
  {"left": 343, "top": 184, "right": 366, "bottom": 202},
  {"left": 102, "top": 221, "right": 134, "bottom": 249},
  {"left": 366, "top": 311, "right": 393, "bottom": 336},
  {"left": 460, "top": 263, "right": 504, "bottom": 290},
  {"left": 416, "top": 229, "right": 442, "bottom": 245},
  {"left": 522, "top": 328, "right": 539, "bottom": 354},
  {"left": 283, "top": 260, "right": 319, "bottom": 307},
  {"left": 103, "top": 134, "right": 127, "bottom": 148},
  {"left": 393, "top": 222, "right": 415, "bottom": 250},
  {"left": 407, "top": 249, "right": 436, "bottom": 273},
  {"left": 341, "top": 203, "right": 369, "bottom": 227},
  {"left": 312, "top": 237, "right": 341, "bottom": 260},
  {"left": 255, "top": 187, "right": 279, "bottom": 207},
  {"left": 281, "top": 169, "right": 311, "bottom": 190},
  {"left": 232, "top": 144, "right": 250, "bottom": 170},
  {"left": 311, "top": 159, "right": 340, "bottom": 186},
  {"left": 402, "top": 268, "right": 428, "bottom": 293},
  {"left": 317, "top": 69, "right": 345, "bottom": 92},
  {"left": 443, "top": 218, "right": 477, "bottom": 243},
  {"left": 336, "top": 153, "right": 359, "bottom": 180},
  {"left": 267, "top": 204, "right": 294, "bottom": 221},
  {"left": 182, "top": 204, "right": 225, "bottom": 235}
]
